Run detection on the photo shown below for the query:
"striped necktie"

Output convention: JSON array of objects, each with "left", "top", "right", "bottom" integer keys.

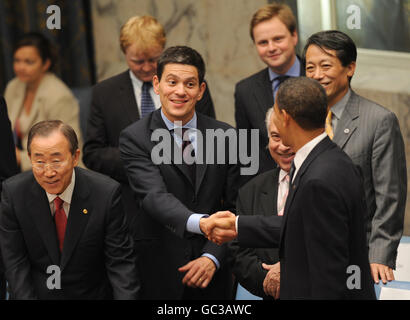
[{"left": 141, "top": 82, "right": 155, "bottom": 118}]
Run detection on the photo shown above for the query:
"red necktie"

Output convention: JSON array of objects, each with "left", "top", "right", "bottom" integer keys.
[{"left": 54, "top": 197, "right": 67, "bottom": 252}]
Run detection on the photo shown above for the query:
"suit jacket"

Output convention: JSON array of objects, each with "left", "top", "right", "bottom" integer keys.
[
  {"left": 0, "top": 96, "right": 18, "bottom": 194},
  {"left": 0, "top": 167, "right": 140, "bottom": 299},
  {"left": 4, "top": 73, "right": 83, "bottom": 171},
  {"left": 238, "top": 137, "right": 375, "bottom": 299},
  {"left": 83, "top": 70, "right": 216, "bottom": 239},
  {"left": 234, "top": 63, "right": 304, "bottom": 184},
  {"left": 119, "top": 109, "right": 239, "bottom": 299},
  {"left": 228, "top": 168, "right": 281, "bottom": 298},
  {"left": 333, "top": 91, "right": 407, "bottom": 268}
]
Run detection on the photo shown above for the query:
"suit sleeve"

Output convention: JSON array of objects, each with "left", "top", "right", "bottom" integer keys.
[
  {"left": 237, "top": 215, "right": 282, "bottom": 248},
  {"left": 0, "top": 185, "right": 37, "bottom": 299},
  {"left": 119, "top": 128, "right": 194, "bottom": 238},
  {"left": 229, "top": 189, "right": 270, "bottom": 298},
  {"left": 0, "top": 97, "right": 18, "bottom": 193},
  {"left": 104, "top": 184, "right": 140, "bottom": 299},
  {"left": 196, "top": 81, "right": 216, "bottom": 119},
  {"left": 301, "top": 179, "right": 350, "bottom": 299},
  {"left": 83, "top": 86, "right": 128, "bottom": 183},
  {"left": 368, "top": 112, "right": 407, "bottom": 268}
]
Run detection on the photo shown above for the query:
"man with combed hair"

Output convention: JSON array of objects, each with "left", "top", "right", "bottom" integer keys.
[
  {"left": 303, "top": 30, "right": 407, "bottom": 285},
  {"left": 120, "top": 46, "right": 238, "bottom": 300},
  {"left": 83, "top": 15, "right": 215, "bottom": 241},
  {"left": 0, "top": 120, "right": 139, "bottom": 299},
  {"left": 235, "top": 3, "right": 303, "bottom": 184}
]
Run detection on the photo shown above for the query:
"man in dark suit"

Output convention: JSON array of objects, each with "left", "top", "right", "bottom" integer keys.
[
  {"left": 0, "top": 96, "right": 18, "bottom": 299},
  {"left": 0, "top": 120, "right": 139, "bottom": 299},
  {"left": 303, "top": 30, "right": 407, "bottom": 285},
  {"left": 83, "top": 15, "right": 215, "bottom": 241},
  {"left": 203, "top": 77, "right": 375, "bottom": 299},
  {"left": 228, "top": 107, "right": 294, "bottom": 299},
  {"left": 119, "top": 46, "right": 239, "bottom": 299},
  {"left": 235, "top": 3, "right": 303, "bottom": 183}
]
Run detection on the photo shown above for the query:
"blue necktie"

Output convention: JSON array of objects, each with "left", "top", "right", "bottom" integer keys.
[
  {"left": 273, "top": 75, "right": 290, "bottom": 100},
  {"left": 141, "top": 82, "right": 155, "bottom": 118}
]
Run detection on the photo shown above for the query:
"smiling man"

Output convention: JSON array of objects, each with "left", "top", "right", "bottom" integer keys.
[
  {"left": 0, "top": 120, "right": 139, "bottom": 299},
  {"left": 235, "top": 3, "right": 303, "bottom": 183},
  {"left": 228, "top": 107, "right": 294, "bottom": 300},
  {"left": 119, "top": 46, "right": 239, "bottom": 300},
  {"left": 303, "top": 31, "right": 407, "bottom": 285}
]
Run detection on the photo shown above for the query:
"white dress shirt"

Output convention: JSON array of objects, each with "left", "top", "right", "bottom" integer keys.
[{"left": 129, "top": 70, "right": 161, "bottom": 115}]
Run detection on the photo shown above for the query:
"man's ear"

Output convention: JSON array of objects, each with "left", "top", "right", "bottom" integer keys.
[
  {"left": 197, "top": 81, "right": 206, "bottom": 101},
  {"left": 73, "top": 149, "right": 80, "bottom": 167},
  {"left": 153, "top": 75, "right": 160, "bottom": 94},
  {"left": 282, "top": 109, "right": 291, "bottom": 127}
]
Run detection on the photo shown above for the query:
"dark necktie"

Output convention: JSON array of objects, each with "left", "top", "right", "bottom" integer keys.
[
  {"left": 289, "top": 161, "right": 296, "bottom": 185},
  {"left": 141, "top": 82, "right": 155, "bottom": 118},
  {"left": 273, "top": 75, "right": 290, "bottom": 100},
  {"left": 173, "top": 128, "right": 196, "bottom": 184},
  {"left": 54, "top": 197, "right": 67, "bottom": 252}
]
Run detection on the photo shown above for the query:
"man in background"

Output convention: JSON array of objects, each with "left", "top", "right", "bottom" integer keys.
[
  {"left": 83, "top": 15, "right": 215, "bottom": 240},
  {"left": 235, "top": 3, "right": 303, "bottom": 184},
  {"left": 303, "top": 30, "right": 407, "bottom": 284}
]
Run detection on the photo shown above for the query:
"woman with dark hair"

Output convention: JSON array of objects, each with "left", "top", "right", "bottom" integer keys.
[{"left": 4, "top": 32, "right": 83, "bottom": 171}]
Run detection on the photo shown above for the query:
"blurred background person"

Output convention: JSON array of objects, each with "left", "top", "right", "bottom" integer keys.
[
  {"left": 0, "top": 96, "right": 18, "bottom": 300},
  {"left": 4, "top": 32, "right": 83, "bottom": 172},
  {"left": 83, "top": 15, "right": 215, "bottom": 241}
]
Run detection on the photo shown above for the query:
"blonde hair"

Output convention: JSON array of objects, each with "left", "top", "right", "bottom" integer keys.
[
  {"left": 250, "top": 3, "right": 297, "bottom": 41},
  {"left": 119, "top": 15, "right": 166, "bottom": 53}
]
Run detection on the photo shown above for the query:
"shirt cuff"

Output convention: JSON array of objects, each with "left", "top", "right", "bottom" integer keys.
[
  {"left": 202, "top": 253, "right": 220, "bottom": 269},
  {"left": 186, "top": 213, "right": 209, "bottom": 235},
  {"left": 235, "top": 216, "right": 239, "bottom": 234}
]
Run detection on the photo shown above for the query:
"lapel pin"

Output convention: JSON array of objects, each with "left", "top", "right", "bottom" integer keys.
[
  {"left": 83, "top": 209, "right": 88, "bottom": 214},
  {"left": 344, "top": 128, "right": 350, "bottom": 134}
]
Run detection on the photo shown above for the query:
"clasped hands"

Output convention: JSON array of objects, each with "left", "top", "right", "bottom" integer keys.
[{"left": 199, "top": 211, "right": 237, "bottom": 245}]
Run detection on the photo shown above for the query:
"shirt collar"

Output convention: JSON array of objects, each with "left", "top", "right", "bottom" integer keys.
[
  {"left": 160, "top": 109, "right": 197, "bottom": 131},
  {"left": 278, "top": 168, "right": 289, "bottom": 183},
  {"left": 330, "top": 89, "right": 351, "bottom": 120},
  {"left": 293, "top": 132, "right": 327, "bottom": 176},
  {"left": 269, "top": 56, "right": 300, "bottom": 81},
  {"left": 46, "top": 169, "right": 75, "bottom": 205},
  {"left": 129, "top": 70, "right": 143, "bottom": 90}
]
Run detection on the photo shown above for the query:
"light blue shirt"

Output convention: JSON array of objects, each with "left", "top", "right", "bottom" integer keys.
[
  {"left": 269, "top": 57, "right": 301, "bottom": 100},
  {"left": 160, "top": 109, "right": 220, "bottom": 269},
  {"left": 329, "top": 89, "right": 351, "bottom": 133}
]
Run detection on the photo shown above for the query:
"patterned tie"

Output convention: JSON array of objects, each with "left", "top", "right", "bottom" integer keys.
[
  {"left": 173, "top": 128, "right": 196, "bottom": 184},
  {"left": 325, "top": 110, "right": 334, "bottom": 140},
  {"left": 273, "top": 75, "right": 290, "bottom": 100},
  {"left": 54, "top": 197, "right": 67, "bottom": 252},
  {"left": 277, "top": 174, "right": 290, "bottom": 216},
  {"left": 141, "top": 81, "right": 156, "bottom": 118}
]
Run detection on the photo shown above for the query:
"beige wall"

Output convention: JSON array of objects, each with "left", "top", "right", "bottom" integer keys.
[{"left": 91, "top": 0, "right": 410, "bottom": 235}]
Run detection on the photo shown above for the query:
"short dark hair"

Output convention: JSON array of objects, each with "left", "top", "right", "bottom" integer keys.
[
  {"left": 27, "top": 120, "right": 78, "bottom": 155},
  {"left": 156, "top": 46, "right": 205, "bottom": 84},
  {"left": 13, "top": 32, "right": 56, "bottom": 70},
  {"left": 302, "top": 30, "right": 357, "bottom": 67},
  {"left": 276, "top": 77, "right": 327, "bottom": 131}
]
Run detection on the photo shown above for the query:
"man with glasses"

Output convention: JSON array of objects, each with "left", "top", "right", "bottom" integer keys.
[{"left": 0, "top": 120, "right": 139, "bottom": 299}]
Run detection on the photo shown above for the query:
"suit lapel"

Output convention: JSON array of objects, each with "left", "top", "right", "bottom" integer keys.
[
  {"left": 333, "top": 91, "right": 359, "bottom": 149},
  {"left": 28, "top": 177, "right": 60, "bottom": 266},
  {"left": 260, "top": 168, "right": 280, "bottom": 216},
  {"left": 119, "top": 71, "right": 140, "bottom": 121},
  {"left": 279, "top": 137, "right": 333, "bottom": 251},
  {"left": 60, "top": 168, "right": 91, "bottom": 270},
  {"left": 253, "top": 69, "right": 274, "bottom": 119}
]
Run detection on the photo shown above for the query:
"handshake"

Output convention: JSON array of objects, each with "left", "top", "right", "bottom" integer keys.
[{"left": 199, "top": 211, "right": 237, "bottom": 245}]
